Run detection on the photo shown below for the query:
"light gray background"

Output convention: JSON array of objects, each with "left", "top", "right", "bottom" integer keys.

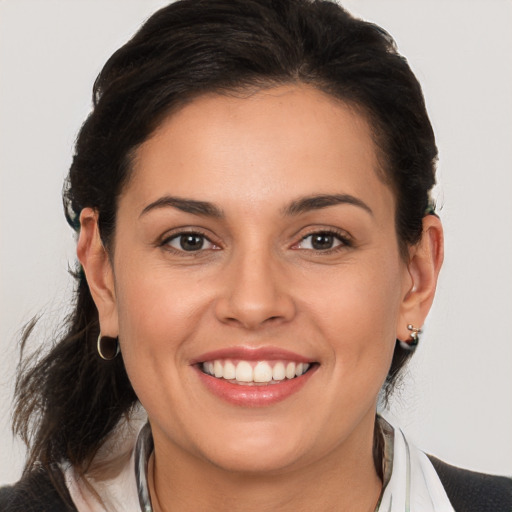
[{"left": 1, "top": 0, "right": 511, "bottom": 485}]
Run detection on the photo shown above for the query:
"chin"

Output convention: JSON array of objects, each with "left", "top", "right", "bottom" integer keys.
[
  {"left": 204, "top": 446, "right": 306, "bottom": 475},
  {"left": 193, "top": 422, "right": 316, "bottom": 475}
]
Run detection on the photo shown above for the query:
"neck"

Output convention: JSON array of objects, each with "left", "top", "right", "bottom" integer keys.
[{"left": 148, "top": 418, "right": 382, "bottom": 512}]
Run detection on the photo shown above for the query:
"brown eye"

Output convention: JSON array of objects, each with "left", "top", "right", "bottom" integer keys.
[
  {"left": 165, "top": 233, "right": 216, "bottom": 252},
  {"left": 179, "top": 234, "right": 204, "bottom": 251},
  {"left": 297, "top": 231, "right": 347, "bottom": 251},
  {"left": 311, "top": 233, "right": 335, "bottom": 250}
]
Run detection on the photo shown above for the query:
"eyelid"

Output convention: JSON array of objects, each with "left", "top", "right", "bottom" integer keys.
[
  {"left": 159, "top": 227, "right": 221, "bottom": 253},
  {"left": 157, "top": 226, "right": 352, "bottom": 254},
  {"left": 291, "top": 228, "right": 353, "bottom": 251}
]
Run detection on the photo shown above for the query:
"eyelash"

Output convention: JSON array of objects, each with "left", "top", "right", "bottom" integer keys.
[
  {"left": 160, "top": 230, "right": 219, "bottom": 255},
  {"left": 293, "top": 229, "right": 352, "bottom": 253},
  {"left": 160, "top": 228, "right": 352, "bottom": 256}
]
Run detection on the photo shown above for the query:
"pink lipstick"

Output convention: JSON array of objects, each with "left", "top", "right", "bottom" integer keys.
[{"left": 192, "top": 346, "right": 317, "bottom": 407}]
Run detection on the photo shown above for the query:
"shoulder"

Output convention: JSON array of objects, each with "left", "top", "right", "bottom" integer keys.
[
  {"left": 428, "top": 454, "right": 512, "bottom": 512},
  {"left": 0, "top": 466, "right": 76, "bottom": 512}
]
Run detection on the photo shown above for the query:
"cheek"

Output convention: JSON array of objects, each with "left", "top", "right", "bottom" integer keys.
[
  {"left": 113, "top": 265, "right": 203, "bottom": 418},
  {"left": 306, "top": 255, "right": 404, "bottom": 375},
  {"left": 113, "top": 260, "right": 208, "bottom": 363}
]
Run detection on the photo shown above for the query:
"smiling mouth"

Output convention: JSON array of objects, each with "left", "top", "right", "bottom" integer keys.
[{"left": 200, "top": 359, "right": 313, "bottom": 385}]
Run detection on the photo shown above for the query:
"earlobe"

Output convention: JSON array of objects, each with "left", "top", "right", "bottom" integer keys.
[
  {"left": 76, "top": 208, "right": 119, "bottom": 338},
  {"left": 397, "top": 215, "right": 444, "bottom": 342}
]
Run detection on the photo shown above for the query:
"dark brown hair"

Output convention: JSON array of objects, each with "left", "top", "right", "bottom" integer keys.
[{"left": 14, "top": 0, "right": 437, "bottom": 475}]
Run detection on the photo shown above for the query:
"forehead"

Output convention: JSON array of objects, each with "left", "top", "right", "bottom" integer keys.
[{"left": 126, "top": 85, "right": 394, "bottom": 219}]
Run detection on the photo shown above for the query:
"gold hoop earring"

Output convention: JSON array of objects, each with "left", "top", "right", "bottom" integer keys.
[{"left": 97, "top": 334, "right": 120, "bottom": 360}]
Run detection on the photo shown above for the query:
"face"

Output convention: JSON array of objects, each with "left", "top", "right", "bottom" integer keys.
[{"left": 103, "top": 85, "right": 414, "bottom": 474}]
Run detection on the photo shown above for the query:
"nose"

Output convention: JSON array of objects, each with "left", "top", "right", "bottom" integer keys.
[{"left": 214, "top": 247, "right": 296, "bottom": 330}]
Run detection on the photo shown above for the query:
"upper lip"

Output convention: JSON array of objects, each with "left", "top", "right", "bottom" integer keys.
[{"left": 191, "top": 346, "right": 315, "bottom": 365}]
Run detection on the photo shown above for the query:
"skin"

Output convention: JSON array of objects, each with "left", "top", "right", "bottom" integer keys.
[{"left": 78, "top": 85, "right": 443, "bottom": 511}]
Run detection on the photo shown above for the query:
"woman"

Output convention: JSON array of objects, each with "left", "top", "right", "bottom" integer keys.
[{"left": 1, "top": 0, "right": 511, "bottom": 510}]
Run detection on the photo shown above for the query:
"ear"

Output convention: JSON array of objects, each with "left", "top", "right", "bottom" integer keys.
[
  {"left": 76, "top": 208, "right": 119, "bottom": 337},
  {"left": 397, "top": 215, "right": 444, "bottom": 341}
]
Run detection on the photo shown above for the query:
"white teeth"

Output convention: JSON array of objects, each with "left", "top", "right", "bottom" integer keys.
[
  {"left": 285, "top": 362, "right": 296, "bottom": 379},
  {"left": 223, "top": 360, "right": 236, "bottom": 380},
  {"left": 235, "top": 361, "right": 253, "bottom": 382},
  {"left": 202, "top": 359, "right": 312, "bottom": 383},
  {"left": 272, "top": 362, "right": 286, "bottom": 381},
  {"left": 254, "top": 361, "right": 273, "bottom": 382},
  {"left": 214, "top": 360, "right": 223, "bottom": 378}
]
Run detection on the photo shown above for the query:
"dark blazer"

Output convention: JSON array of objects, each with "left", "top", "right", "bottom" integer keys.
[
  {"left": 1, "top": 457, "right": 512, "bottom": 512},
  {"left": 428, "top": 456, "right": 512, "bottom": 512},
  {"left": 0, "top": 467, "right": 74, "bottom": 512}
]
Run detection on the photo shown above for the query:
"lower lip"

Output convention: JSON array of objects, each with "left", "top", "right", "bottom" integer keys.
[{"left": 195, "top": 366, "right": 317, "bottom": 407}]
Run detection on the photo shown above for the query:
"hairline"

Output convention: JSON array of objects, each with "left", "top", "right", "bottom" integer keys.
[{"left": 104, "top": 81, "right": 407, "bottom": 260}]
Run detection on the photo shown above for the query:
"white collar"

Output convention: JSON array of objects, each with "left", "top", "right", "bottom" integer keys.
[{"left": 377, "top": 416, "right": 454, "bottom": 512}]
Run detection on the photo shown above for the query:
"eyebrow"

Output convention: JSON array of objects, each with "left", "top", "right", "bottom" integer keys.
[
  {"left": 282, "top": 194, "right": 373, "bottom": 217},
  {"left": 139, "top": 196, "right": 224, "bottom": 218},
  {"left": 139, "top": 193, "right": 372, "bottom": 219}
]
